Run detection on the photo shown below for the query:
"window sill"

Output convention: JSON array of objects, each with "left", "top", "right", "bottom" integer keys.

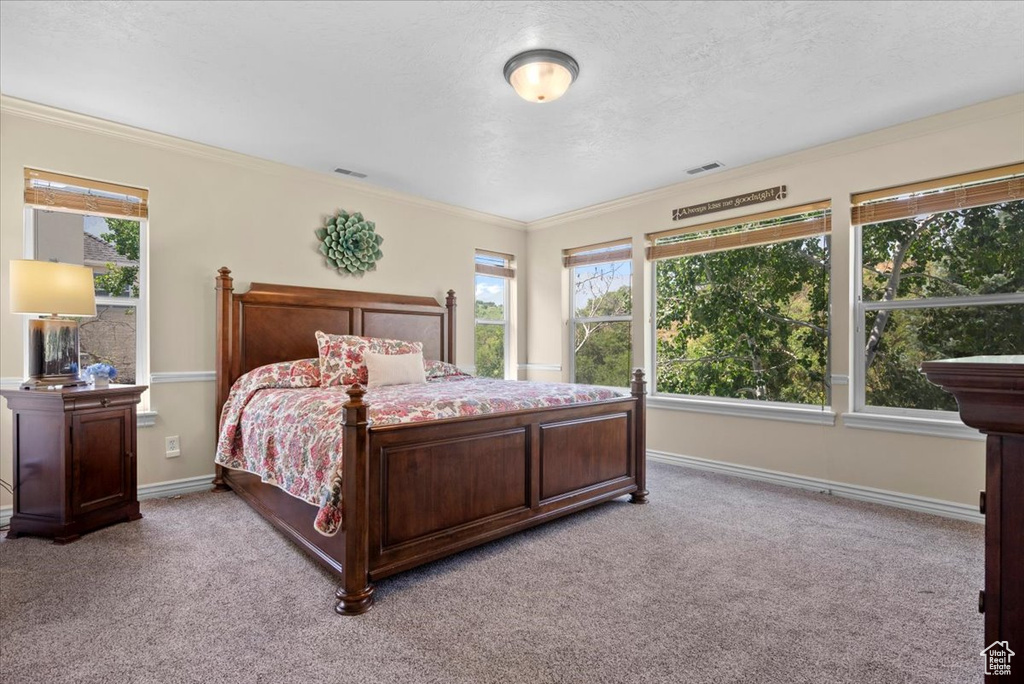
[
  {"left": 841, "top": 411, "right": 983, "bottom": 441},
  {"left": 647, "top": 395, "right": 835, "bottom": 426}
]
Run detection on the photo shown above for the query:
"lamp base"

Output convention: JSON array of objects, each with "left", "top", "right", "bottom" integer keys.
[
  {"left": 19, "top": 375, "right": 89, "bottom": 390},
  {"left": 26, "top": 316, "right": 85, "bottom": 389}
]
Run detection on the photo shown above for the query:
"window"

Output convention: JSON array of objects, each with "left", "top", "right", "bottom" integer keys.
[
  {"left": 474, "top": 250, "right": 514, "bottom": 378},
  {"left": 648, "top": 202, "right": 832, "bottom": 405},
  {"left": 565, "top": 240, "right": 633, "bottom": 387},
  {"left": 853, "top": 164, "right": 1024, "bottom": 413},
  {"left": 24, "top": 169, "right": 148, "bottom": 389}
]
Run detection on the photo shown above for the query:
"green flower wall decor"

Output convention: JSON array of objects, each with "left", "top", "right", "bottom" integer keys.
[{"left": 315, "top": 209, "right": 384, "bottom": 275}]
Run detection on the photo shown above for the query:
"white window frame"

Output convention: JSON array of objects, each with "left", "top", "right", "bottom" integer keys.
[
  {"left": 568, "top": 257, "right": 633, "bottom": 388},
  {"left": 647, "top": 219, "right": 836, "bottom": 425},
  {"left": 846, "top": 220, "right": 1024, "bottom": 439},
  {"left": 474, "top": 253, "right": 512, "bottom": 380},
  {"left": 23, "top": 207, "right": 152, "bottom": 422}
]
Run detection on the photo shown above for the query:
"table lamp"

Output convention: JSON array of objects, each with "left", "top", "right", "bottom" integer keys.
[{"left": 9, "top": 260, "right": 96, "bottom": 389}]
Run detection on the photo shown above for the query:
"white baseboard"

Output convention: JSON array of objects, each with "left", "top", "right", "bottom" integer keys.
[
  {"left": 1, "top": 474, "right": 216, "bottom": 529},
  {"left": 648, "top": 449, "right": 983, "bottom": 524},
  {"left": 137, "top": 474, "right": 217, "bottom": 500}
]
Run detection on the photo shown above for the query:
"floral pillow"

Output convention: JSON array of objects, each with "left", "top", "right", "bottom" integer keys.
[
  {"left": 315, "top": 332, "right": 423, "bottom": 386},
  {"left": 424, "top": 359, "right": 472, "bottom": 380}
]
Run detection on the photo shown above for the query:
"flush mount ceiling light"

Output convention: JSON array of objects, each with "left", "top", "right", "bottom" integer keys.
[{"left": 503, "top": 49, "right": 579, "bottom": 103}]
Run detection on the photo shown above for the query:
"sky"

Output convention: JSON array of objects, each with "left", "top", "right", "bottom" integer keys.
[
  {"left": 475, "top": 274, "right": 504, "bottom": 305},
  {"left": 475, "top": 260, "right": 632, "bottom": 307},
  {"left": 84, "top": 215, "right": 107, "bottom": 238},
  {"left": 573, "top": 261, "right": 632, "bottom": 308}
]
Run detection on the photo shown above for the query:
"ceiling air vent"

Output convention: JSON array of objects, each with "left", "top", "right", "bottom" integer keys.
[
  {"left": 334, "top": 167, "right": 368, "bottom": 179},
  {"left": 686, "top": 161, "right": 723, "bottom": 176}
]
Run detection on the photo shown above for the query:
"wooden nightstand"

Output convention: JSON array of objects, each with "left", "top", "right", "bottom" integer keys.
[{"left": 1, "top": 384, "right": 147, "bottom": 543}]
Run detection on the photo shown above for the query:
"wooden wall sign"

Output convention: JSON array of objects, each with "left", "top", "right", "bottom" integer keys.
[{"left": 672, "top": 185, "right": 787, "bottom": 221}]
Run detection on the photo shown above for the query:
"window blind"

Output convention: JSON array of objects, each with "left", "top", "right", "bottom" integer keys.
[
  {"left": 475, "top": 249, "right": 515, "bottom": 279},
  {"left": 562, "top": 239, "right": 632, "bottom": 267},
  {"left": 24, "top": 168, "right": 149, "bottom": 220},
  {"left": 850, "top": 162, "right": 1023, "bottom": 226},
  {"left": 646, "top": 201, "right": 831, "bottom": 261}
]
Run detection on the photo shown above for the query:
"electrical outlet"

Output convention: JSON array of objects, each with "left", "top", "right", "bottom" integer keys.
[{"left": 165, "top": 435, "right": 181, "bottom": 458}]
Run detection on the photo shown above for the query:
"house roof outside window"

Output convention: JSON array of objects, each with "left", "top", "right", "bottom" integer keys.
[{"left": 83, "top": 232, "right": 136, "bottom": 269}]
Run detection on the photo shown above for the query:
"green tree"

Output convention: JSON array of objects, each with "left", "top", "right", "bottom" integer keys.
[
  {"left": 93, "top": 218, "right": 140, "bottom": 297},
  {"left": 861, "top": 200, "right": 1024, "bottom": 410},
  {"left": 656, "top": 235, "right": 830, "bottom": 404},
  {"left": 475, "top": 299, "right": 505, "bottom": 378},
  {"left": 574, "top": 283, "right": 632, "bottom": 387}
]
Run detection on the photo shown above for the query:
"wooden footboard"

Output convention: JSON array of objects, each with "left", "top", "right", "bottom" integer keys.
[{"left": 336, "top": 372, "right": 647, "bottom": 614}]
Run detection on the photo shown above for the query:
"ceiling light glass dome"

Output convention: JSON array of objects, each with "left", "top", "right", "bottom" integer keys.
[{"left": 503, "top": 49, "right": 579, "bottom": 103}]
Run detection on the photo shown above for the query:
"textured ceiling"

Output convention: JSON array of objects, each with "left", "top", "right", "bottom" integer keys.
[{"left": 2, "top": 1, "right": 1023, "bottom": 222}]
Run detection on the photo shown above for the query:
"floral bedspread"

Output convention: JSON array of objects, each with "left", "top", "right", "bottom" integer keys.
[{"left": 214, "top": 360, "right": 626, "bottom": 536}]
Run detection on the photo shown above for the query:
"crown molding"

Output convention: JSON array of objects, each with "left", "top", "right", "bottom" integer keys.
[
  {"left": 527, "top": 93, "right": 1024, "bottom": 231},
  {"left": 0, "top": 95, "right": 526, "bottom": 232},
  {"left": 5, "top": 93, "right": 1020, "bottom": 234}
]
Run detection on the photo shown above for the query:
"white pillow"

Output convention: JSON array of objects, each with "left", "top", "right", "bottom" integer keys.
[{"left": 364, "top": 351, "right": 427, "bottom": 389}]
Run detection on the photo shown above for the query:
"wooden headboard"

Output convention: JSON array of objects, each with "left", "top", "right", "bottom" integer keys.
[{"left": 215, "top": 267, "right": 456, "bottom": 417}]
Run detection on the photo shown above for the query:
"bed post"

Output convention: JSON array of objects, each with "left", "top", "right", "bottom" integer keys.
[
  {"left": 445, "top": 289, "right": 457, "bottom": 365},
  {"left": 629, "top": 368, "right": 649, "bottom": 504},
  {"left": 336, "top": 383, "right": 375, "bottom": 615},
  {"left": 213, "top": 267, "right": 233, "bottom": 492}
]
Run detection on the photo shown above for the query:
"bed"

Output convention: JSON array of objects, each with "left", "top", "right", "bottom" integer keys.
[{"left": 211, "top": 267, "right": 648, "bottom": 615}]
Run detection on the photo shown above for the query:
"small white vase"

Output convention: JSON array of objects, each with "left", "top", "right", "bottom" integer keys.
[{"left": 91, "top": 375, "right": 110, "bottom": 388}]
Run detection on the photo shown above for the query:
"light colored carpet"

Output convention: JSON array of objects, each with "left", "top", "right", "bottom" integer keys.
[{"left": 0, "top": 463, "right": 982, "bottom": 684}]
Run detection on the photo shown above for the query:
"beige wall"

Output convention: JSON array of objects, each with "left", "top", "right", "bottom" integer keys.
[
  {"left": 0, "top": 98, "right": 526, "bottom": 506},
  {"left": 2, "top": 94, "right": 1022, "bottom": 512},
  {"left": 524, "top": 94, "right": 1024, "bottom": 506}
]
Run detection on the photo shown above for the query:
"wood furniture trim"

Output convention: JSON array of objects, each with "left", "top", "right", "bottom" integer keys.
[
  {"left": 921, "top": 357, "right": 1023, "bottom": 681},
  {"left": 212, "top": 268, "right": 647, "bottom": 615}
]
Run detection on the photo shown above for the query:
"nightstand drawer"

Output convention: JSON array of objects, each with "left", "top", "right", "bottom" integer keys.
[{"left": 68, "top": 393, "right": 140, "bottom": 411}]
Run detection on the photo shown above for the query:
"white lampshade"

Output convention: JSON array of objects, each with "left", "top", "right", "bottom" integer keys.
[
  {"left": 504, "top": 49, "right": 579, "bottom": 104},
  {"left": 9, "top": 260, "right": 96, "bottom": 316}
]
